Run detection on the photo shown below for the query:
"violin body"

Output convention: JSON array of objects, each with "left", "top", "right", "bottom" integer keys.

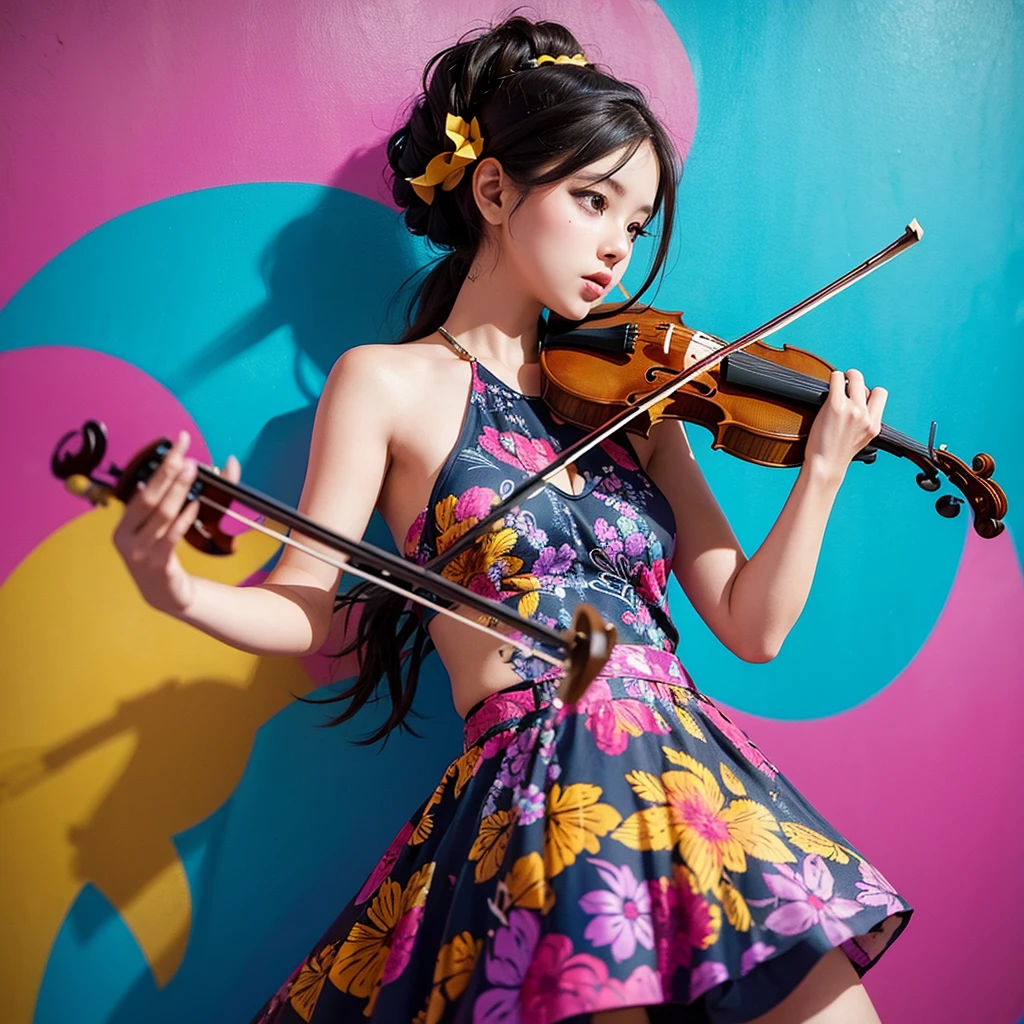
[{"left": 543, "top": 305, "right": 838, "bottom": 468}]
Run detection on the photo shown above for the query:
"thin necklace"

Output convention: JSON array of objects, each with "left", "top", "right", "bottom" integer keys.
[{"left": 437, "top": 325, "right": 476, "bottom": 362}]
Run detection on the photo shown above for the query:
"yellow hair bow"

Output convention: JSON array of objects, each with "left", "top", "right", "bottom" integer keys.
[
  {"left": 407, "top": 113, "right": 485, "bottom": 206},
  {"left": 535, "top": 52, "right": 588, "bottom": 66}
]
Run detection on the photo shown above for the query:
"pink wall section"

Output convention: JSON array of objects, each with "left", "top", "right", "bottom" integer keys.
[
  {"left": 0, "top": 0, "right": 695, "bottom": 308},
  {"left": 730, "top": 529, "right": 1024, "bottom": 1023}
]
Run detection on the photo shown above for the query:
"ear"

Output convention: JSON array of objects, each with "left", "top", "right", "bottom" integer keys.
[{"left": 472, "top": 157, "right": 509, "bottom": 227}]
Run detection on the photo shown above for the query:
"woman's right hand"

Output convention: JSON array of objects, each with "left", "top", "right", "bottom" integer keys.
[{"left": 113, "top": 430, "right": 241, "bottom": 617}]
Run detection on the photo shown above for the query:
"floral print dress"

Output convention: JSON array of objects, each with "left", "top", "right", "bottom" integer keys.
[{"left": 252, "top": 360, "right": 911, "bottom": 1023}]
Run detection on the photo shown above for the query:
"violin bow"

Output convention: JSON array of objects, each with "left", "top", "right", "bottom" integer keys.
[
  {"left": 51, "top": 421, "right": 615, "bottom": 703},
  {"left": 426, "top": 220, "right": 925, "bottom": 573}
]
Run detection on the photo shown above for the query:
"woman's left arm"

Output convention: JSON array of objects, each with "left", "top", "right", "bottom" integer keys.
[{"left": 637, "top": 368, "right": 887, "bottom": 662}]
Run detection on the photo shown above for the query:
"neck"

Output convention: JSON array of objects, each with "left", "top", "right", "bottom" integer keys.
[{"left": 441, "top": 249, "right": 543, "bottom": 368}]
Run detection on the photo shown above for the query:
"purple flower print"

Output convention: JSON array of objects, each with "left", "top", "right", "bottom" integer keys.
[
  {"left": 624, "top": 531, "right": 647, "bottom": 558},
  {"left": 763, "top": 855, "right": 864, "bottom": 947},
  {"left": 855, "top": 860, "right": 903, "bottom": 915},
  {"left": 594, "top": 517, "right": 618, "bottom": 543},
  {"left": 474, "top": 908, "right": 542, "bottom": 1023},
  {"left": 496, "top": 728, "right": 539, "bottom": 789},
  {"left": 513, "top": 783, "right": 546, "bottom": 825},
  {"left": 579, "top": 858, "right": 655, "bottom": 962},
  {"left": 740, "top": 941, "right": 777, "bottom": 977},
  {"left": 532, "top": 543, "right": 575, "bottom": 578},
  {"left": 689, "top": 960, "right": 729, "bottom": 1000}
]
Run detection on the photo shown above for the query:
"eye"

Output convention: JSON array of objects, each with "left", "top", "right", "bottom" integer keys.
[
  {"left": 574, "top": 190, "right": 608, "bottom": 214},
  {"left": 629, "top": 223, "right": 651, "bottom": 241}
]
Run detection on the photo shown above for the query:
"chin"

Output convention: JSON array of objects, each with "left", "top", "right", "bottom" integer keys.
[{"left": 546, "top": 296, "right": 591, "bottom": 324}]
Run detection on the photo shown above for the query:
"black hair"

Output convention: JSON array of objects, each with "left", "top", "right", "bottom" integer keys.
[{"left": 309, "top": 15, "right": 681, "bottom": 745}]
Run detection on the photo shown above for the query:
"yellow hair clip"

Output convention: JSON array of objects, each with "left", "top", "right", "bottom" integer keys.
[
  {"left": 407, "top": 113, "right": 485, "bottom": 206},
  {"left": 535, "top": 52, "right": 588, "bottom": 66}
]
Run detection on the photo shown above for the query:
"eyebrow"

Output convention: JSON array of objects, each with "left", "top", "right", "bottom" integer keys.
[{"left": 575, "top": 172, "right": 654, "bottom": 217}]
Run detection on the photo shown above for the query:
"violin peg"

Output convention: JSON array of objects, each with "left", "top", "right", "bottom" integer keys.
[
  {"left": 65, "top": 474, "right": 110, "bottom": 506},
  {"left": 935, "top": 494, "right": 963, "bottom": 519},
  {"left": 915, "top": 470, "right": 941, "bottom": 492}
]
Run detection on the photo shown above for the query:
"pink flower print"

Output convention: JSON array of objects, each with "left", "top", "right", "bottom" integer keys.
[
  {"left": 699, "top": 700, "right": 777, "bottom": 780},
  {"left": 740, "top": 941, "right": 777, "bottom": 977},
  {"left": 464, "top": 689, "right": 540, "bottom": 749},
  {"left": 474, "top": 908, "right": 542, "bottom": 1023},
  {"left": 556, "top": 679, "right": 670, "bottom": 755},
  {"left": 456, "top": 485, "right": 498, "bottom": 522},
  {"left": 594, "top": 517, "right": 619, "bottom": 543},
  {"left": 600, "top": 438, "right": 639, "bottom": 471},
  {"left": 646, "top": 870, "right": 720, "bottom": 981},
  {"left": 763, "top": 855, "right": 864, "bottom": 947},
  {"left": 479, "top": 426, "right": 556, "bottom": 474},
  {"left": 689, "top": 960, "right": 729, "bottom": 1000},
  {"left": 472, "top": 364, "right": 487, "bottom": 393},
  {"left": 355, "top": 820, "right": 414, "bottom": 903},
  {"left": 632, "top": 557, "right": 669, "bottom": 606},
  {"left": 402, "top": 508, "right": 427, "bottom": 562},
  {"left": 579, "top": 858, "right": 655, "bottom": 962},
  {"left": 855, "top": 860, "right": 903, "bottom": 915},
  {"left": 380, "top": 903, "right": 425, "bottom": 984},
  {"left": 624, "top": 531, "right": 647, "bottom": 558},
  {"left": 520, "top": 933, "right": 611, "bottom": 1021}
]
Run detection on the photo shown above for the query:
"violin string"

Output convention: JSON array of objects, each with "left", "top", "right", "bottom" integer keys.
[
  {"left": 719, "top": 349, "right": 933, "bottom": 459},
  {"left": 196, "top": 495, "right": 564, "bottom": 670}
]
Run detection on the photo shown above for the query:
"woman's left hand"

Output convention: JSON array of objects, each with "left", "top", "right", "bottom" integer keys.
[{"left": 804, "top": 368, "right": 888, "bottom": 485}]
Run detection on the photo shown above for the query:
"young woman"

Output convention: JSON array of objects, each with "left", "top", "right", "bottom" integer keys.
[{"left": 113, "top": 17, "right": 911, "bottom": 1024}]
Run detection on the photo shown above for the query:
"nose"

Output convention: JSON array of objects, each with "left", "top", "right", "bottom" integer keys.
[{"left": 601, "top": 222, "right": 631, "bottom": 267}]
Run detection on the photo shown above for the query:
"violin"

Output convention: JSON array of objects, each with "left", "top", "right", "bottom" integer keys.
[
  {"left": 49, "top": 420, "right": 616, "bottom": 704},
  {"left": 541, "top": 309, "right": 1007, "bottom": 538},
  {"left": 427, "top": 221, "right": 1007, "bottom": 577}
]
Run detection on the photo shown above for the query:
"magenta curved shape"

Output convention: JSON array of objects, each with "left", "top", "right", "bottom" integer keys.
[
  {"left": 0, "top": 347, "right": 210, "bottom": 585},
  {"left": 0, "top": 0, "right": 696, "bottom": 307},
  {"left": 724, "top": 529, "right": 1024, "bottom": 1023}
]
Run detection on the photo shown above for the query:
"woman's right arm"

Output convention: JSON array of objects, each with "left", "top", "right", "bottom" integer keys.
[{"left": 113, "top": 346, "right": 396, "bottom": 657}]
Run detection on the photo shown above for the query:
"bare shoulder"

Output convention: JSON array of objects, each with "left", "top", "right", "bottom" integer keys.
[{"left": 319, "top": 339, "right": 453, "bottom": 412}]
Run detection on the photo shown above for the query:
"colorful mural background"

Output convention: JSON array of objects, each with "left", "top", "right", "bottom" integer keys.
[{"left": 0, "top": 1, "right": 1021, "bottom": 1022}]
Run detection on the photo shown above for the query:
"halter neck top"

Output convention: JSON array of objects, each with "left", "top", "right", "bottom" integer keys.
[{"left": 402, "top": 360, "right": 679, "bottom": 671}]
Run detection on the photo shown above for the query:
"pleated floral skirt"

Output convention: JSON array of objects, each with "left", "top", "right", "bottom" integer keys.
[{"left": 251, "top": 646, "right": 911, "bottom": 1024}]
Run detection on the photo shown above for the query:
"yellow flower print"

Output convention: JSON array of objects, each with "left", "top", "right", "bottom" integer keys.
[
  {"left": 544, "top": 783, "right": 622, "bottom": 876},
  {"left": 329, "top": 862, "right": 435, "bottom": 1013},
  {"left": 489, "top": 851, "right": 556, "bottom": 923},
  {"left": 613, "top": 749, "right": 795, "bottom": 893},
  {"left": 419, "top": 931, "right": 483, "bottom": 1024},
  {"left": 410, "top": 747, "right": 482, "bottom": 846},
  {"left": 674, "top": 704, "right": 706, "bottom": 741},
  {"left": 780, "top": 821, "right": 852, "bottom": 865},
  {"left": 715, "top": 875, "right": 752, "bottom": 932},
  {"left": 469, "top": 809, "right": 517, "bottom": 882},
  {"left": 442, "top": 526, "right": 541, "bottom": 617},
  {"left": 288, "top": 941, "right": 341, "bottom": 1022}
]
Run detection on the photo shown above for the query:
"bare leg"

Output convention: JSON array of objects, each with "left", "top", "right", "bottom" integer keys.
[
  {"left": 592, "top": 1009, "right": 650, "bottom": 1024},
  {"left": 747, "top": 948, "right": 882, "bottom": 1024}
]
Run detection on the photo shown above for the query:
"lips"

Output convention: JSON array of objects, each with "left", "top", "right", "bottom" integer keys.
[{"left": 583, "top": 271, "right": 612, "bottom": 291}]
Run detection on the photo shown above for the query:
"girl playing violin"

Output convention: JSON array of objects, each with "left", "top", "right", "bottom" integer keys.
[{"left": 113, "top": 16, "right": 910, "bottom": 1024}]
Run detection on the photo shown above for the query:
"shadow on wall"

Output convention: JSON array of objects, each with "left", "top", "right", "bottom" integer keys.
[
  {"left": 173, "top": 155, "right": 429, "bottom": 511},
  {"left": 3, "top": 152, "right": 464, "bottom": 1022}
]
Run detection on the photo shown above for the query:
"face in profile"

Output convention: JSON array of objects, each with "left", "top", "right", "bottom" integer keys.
[{"left": 490, "top": 140, "right": 661, "bottom": 321}]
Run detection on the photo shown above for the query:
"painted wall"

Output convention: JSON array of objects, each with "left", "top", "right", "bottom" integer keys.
[{"left": 0, "top": 1, "right": 1021, "bottom": 1022}]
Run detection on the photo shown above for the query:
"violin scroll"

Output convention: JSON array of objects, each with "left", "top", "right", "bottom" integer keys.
[
  {"left": 558, "top": 604, "right": 618, "bottom": 705},
  {"left": 51, "top": 420, "right": 239, "bottom": 555}
]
